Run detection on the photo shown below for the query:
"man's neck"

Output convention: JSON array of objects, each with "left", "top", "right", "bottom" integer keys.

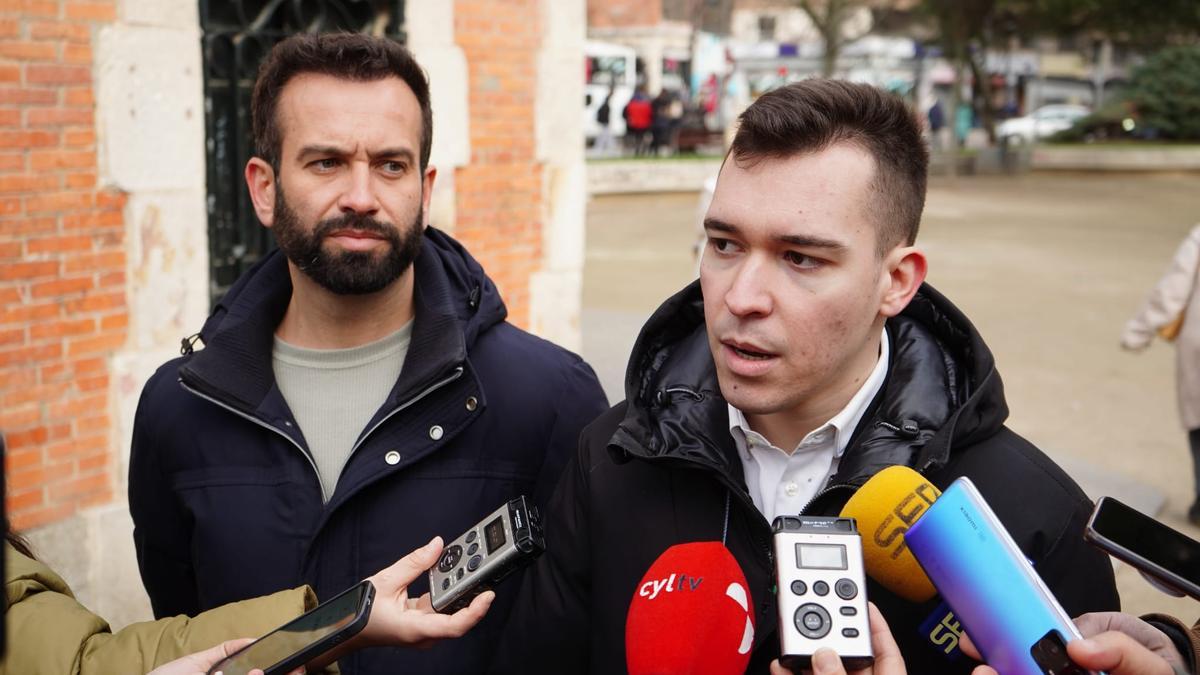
[{"left": 275, "top": 265, "right": 416, "bottom": 349}]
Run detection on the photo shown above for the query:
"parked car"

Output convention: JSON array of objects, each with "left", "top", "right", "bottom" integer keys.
[
  {"left": 997, "top": 104, "right": 1091, "bottom": 144},
  {"left": 1051, "top": 100, "right": 1156, "bottom": 143}
]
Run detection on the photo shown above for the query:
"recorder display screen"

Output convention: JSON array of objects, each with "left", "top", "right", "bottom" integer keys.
[
  {"left": 796, "top": 543, "right": 847, "bottom": 570},
  {"left": 484, "top": 516, "right": 507, "bottom": 554}
]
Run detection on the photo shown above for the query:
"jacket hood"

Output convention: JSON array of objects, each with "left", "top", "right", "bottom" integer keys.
[
  {"left": 180, "top": 226, "right": 506, "bottom": 416},
  {"left": 610, "top": 280, "right": 1009, "bottom": 487}
]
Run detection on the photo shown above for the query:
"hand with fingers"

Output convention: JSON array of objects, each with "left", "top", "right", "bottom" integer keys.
[
  {"left": 960, "top": 611, "right": 1179, "bottom": 675},
  {"left": 146, "top": 638, "right": 271, "bottom": 675},
  {"left": 770, "top": 603, "right": 908, "bottom": 675}
]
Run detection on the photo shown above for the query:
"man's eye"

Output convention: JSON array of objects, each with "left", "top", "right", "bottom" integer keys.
[
  {"left": 312, "top": 158, "right": 340, "bottom": 171},
  {"left": 381, "top": 161, "right": 407, "bottom": 174},
  {"left": 709, "top": 238, "right": 738, "bottom": 254},
  {"left": 784, "top": 251, "right": 822, "bottom": 269}
]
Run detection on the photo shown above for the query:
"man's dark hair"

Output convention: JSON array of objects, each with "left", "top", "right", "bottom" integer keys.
[
  {"left": 729, "top": 79, "right": 928, "bottom": 251},
  {"left": 251, "top": 32, "right": 433, "bottom": 172}
]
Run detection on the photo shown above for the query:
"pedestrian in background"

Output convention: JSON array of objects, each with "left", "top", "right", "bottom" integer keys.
[
  {"left": 1122, "top": 223, "right": 1200, "bottom": 525},
  {"left": 594, "top": 90, "right": 617, "bottom": 157},
  {"left": 623, "top": 86, "right": 653, "bottom": 157}
]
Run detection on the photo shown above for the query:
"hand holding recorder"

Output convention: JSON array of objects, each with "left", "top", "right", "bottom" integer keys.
[{"left": 769, "top": 603, "right": 907, "bottom": 675}]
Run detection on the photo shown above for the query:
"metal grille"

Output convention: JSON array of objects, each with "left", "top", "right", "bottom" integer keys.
[{"left": 200, "top": 0, "right": 406, "bottom": 303}]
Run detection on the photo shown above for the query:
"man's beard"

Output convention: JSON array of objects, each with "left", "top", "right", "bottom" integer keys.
[{"left": 271, "top": 186, "right": 423, "bottom": 295}]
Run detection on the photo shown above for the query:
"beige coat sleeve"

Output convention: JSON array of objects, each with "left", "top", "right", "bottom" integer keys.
[
  {"left": 1122, "top": 224, "right": 1200, "bottom": 349},
  {"left": 2, "top": 544, "right": 319, "bottom": 675}
]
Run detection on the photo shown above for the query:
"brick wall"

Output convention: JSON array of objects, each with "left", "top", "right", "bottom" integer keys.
[
  {"left": 454, "top": 1, "right": 545, "bottom": 328},
  {"left": 588, "top": 0, "right": 662, "bottom": 29},
  {"left": 1, "top": 0, "right": 127, "bottom": 531}
]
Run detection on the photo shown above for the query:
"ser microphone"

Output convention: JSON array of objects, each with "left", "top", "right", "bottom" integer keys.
[
  {"left": 625, "top": 542, "right": 756, "bottom": 675},
  {"left": 840, "top": 465, "right": 941, "bottom": 602}
]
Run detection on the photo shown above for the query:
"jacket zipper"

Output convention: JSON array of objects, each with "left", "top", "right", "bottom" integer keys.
[
  {"left": 179, "top": 379, "right": 329, "bottom": 498},
  {"left": 348, "top": 366, "right": 465, "bottom": 455},
  {"left": 180, "top": 365, "right": 465, "bottom": 500}
]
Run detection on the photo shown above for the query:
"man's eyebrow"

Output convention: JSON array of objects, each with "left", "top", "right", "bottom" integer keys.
[
  {"left": 369, "top": 147, "right": 417, "bottom": 163},
  {"left": 703, "top": 217, "right": 847, "bottom": 250},
  {"left": 294, "top": 145, "right": 417, "bottom": 163},
  {"left": 296, "top": 144, "right": 349, "bottom": 160}
]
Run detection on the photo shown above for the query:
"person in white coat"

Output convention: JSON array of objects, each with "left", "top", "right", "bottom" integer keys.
[{"left": 1122, "top": 223, "right": 1200, "bottom": 524}]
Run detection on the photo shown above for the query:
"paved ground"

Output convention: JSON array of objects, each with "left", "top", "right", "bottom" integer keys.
[{"left": 581, "top": 172, "right": 1200, "bottom": 619}]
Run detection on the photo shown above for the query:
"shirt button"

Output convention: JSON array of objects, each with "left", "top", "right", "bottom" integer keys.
[
  {"left": 429, "top": 425, "right": 444, "bottom": 440},
  {"left": 384, "top": 451, "right": 401, "bottom": 465},
  {"left": 465, "top": 396, "right": 478, "bottom": 411},
  {"left": 785, "top": 482, "right": 799, "bottom": 497}
]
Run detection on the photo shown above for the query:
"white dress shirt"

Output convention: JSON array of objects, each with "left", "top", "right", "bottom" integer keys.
[{"left": 730, "top": 329, "right": 890, "bottom": 525}]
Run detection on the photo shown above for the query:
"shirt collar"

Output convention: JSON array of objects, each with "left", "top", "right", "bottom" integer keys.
[{"left": 728, "top": 328, "right": 890, "bottom": 458}]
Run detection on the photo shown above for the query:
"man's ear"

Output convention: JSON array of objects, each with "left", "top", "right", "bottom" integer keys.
[
  {"left": 879, "top": 246, "right": 928, "bottom": 318},
  {"left": 420, "top": 165, "right": 437, "bottom": 228},
  {"left": 245, "top": 157, "right": 277, "bottom": 227}
]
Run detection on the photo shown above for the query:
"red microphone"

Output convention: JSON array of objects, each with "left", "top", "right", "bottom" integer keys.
[{"left": 625, "top": 542, "right": 756, "bottom": 675}]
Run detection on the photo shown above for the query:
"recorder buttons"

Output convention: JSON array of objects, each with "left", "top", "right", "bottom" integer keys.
[
  {"left": 835, "top": 579, "right": 858, "bottom": 600},
  {"left": 467, "top": 554, "right": 482, "bottom": 572},
  {"left": 467, "top": 542, "right": 479, "bottom": 556},
  {"left": 441, "top": 578, "right": 451, "bottom": 591},
  {"left": 839, "top": 606, "right": 857, "bottom": 616},
  {"left": 794, "top": 603, "right": 831, "bottom": 640},
  {"left": 842, "top": 628, "right": 860, "bottom": 638},
  {"left": 466, "top": 530, "right": 478, "bottom": 544},
  {"left": 790, "top": 580, "right": 807, "bottom": 596},
  {"left": 456, "top": 568, "right": 465, "bottom": 580},
  {"left": 812, "top": 581, "right": 829, "bottom": 596},
  {"left": 437, "top": 545, "right": 463, "bottom": 573}
]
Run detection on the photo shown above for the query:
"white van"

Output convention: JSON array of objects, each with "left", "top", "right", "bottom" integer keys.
[{"left": 584, "top": 40, "right": 637, "bottom": 142}]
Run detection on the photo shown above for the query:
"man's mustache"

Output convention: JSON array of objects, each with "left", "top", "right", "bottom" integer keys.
[{"left": 313, "top": 213, "right": 398, "bottom": 240}]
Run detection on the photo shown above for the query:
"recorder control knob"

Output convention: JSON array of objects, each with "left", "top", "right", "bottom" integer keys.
[
  {"left": 835, "top": 578, "right": 858, "bottom": 600},
  {"left": 437, "top": 545, "right": 463, "bottom": 573},
  {"left": 794, "top": 603, "right": 831, "bottom": 640}
]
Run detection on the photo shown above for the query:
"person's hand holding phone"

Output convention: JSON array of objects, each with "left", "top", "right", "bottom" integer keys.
[
  {"left": 959, "top": 613, "right": 1178, "bottom": 675},
  {"left": 148, "top": 638, "right": 276, "bottom": 675}
]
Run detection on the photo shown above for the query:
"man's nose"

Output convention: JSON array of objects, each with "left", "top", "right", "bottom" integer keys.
[
  {"left": 724, "top": 256, "right": 773, "bottom": 317},
  {"left": 338, "top": 163, "right": 380, "bottom": 215}
]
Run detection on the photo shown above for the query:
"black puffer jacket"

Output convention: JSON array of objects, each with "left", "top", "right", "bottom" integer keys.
[
  {"left": 129, "top": 227, "right": 608, "bottom": 674},
  {"left": 495, "top": 281, "right": 1119, "bottom": 674}
]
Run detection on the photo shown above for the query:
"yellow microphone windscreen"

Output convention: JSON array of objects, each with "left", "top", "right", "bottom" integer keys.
[{"left": 840, "top": 465, "right": 941, "bottom": 603}]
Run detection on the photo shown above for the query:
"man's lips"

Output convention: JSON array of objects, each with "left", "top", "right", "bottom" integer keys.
[
  {"left": 722, "top": 339, "right": 776, "bottom": 361},
  {"left": 325, "top": 229, "right": 388, "bottom": 251}
]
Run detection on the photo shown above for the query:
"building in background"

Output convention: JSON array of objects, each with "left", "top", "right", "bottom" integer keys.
[{"left": 0, "top": 0, "right": 587, "bottom": 628}]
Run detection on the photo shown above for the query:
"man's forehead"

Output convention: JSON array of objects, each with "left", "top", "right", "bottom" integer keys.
[{"left": 276, "top": 73, "right": 421, "bottom": 144}]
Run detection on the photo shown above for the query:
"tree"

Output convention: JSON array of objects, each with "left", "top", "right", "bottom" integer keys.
[
  {"left": 1126, "top": 45, "right": 1200, "bottom": 140},
  {"left": 793, "top": 0, "right": 876, "bottom": 77}
]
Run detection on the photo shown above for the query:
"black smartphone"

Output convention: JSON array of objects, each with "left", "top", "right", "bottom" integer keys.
[
  {"left": 1084, "top": 496, "right": 1200, "bottom": 600},
  {"left": 206, "top": 579, "right": 375, "bottom": 675}
]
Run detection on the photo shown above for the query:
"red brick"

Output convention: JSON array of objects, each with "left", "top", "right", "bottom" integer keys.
[
  {"left": 0, "top": 326, "right": 24, "bottom": 346},
  {"left": 30, "top": 149, "right": 94, "bottom": 170},
  {"left": 12, "top": 502, "right": 75, "bottom": 531},
  {"left": 2, "top": 381, "right": 70, "bottom": 407},
  {"left": 0, "top": 341, "right": 61, "bottom": 368},
  {"left": 0, "top": 65, "right": 21, "bottom": 84},
  {"left": 7, "top": 487, "right": 45, "bottom": 513},
  {"left": 0, "top": 109, "right": 21, "bottom": 128},
  {"left": 71, "top": 356, "right": 104, "bottom": 374},
  {"left": 98, "top": 311, "right": 126, "bottom": 331},
  {"left": 25, "top": 190, "right": 92, "bottom": 213},
  {"left": 39, "top": 360, "right": 65, "bottom": 380},
  {"left": 63, "top": 291, "right": 121, "bottom": 313},
  {"left": 95, "top": 191, "right": 123, "bottom": 208},
  {"left": 62, "top": 86, "right": 92, "bottom": 107},
  {"left": 5, "top": 445, "right": 43, "bottom": 470},
  {"left": 0, "top": 0, "right": 59, "bottom": 17},
  {"left": 64, "top": 171, "right": 95, "bottom": 188},
  {"left": 64, "top": 250, "right": 124, "bottom": 274},
  {"left": 46, "top": 422, "right": 69, "bottom": 439},
  {"left": 75, "top": 413, "right": 109, "bottom": 433},
  {"left": 0, "top": 129, "right": 58, "bottom": 148},
  {"left": 0, "top": 239, "right": 20, "bottom": 257},
  {"left": 0, "top": 20, "right": 18, "bottom": 38},
  {"left": 49, "top": 472, "right": 111, "bottom": 502},
  {"left": 0, "top": 216, "right": 57, "bottom": 235},
  {"left": 30, "top": 317, "right": 94, "bottom": 340},
  {"left": 8, "top": 460, "right": 73, "bottom": 493},
  {"left": 78, "top": 450, "right": 109, "bottom": 473},
  {"left": 46, "top": 433, "right": 106, "bottom": 462},
  {"left": 62, "top": 210, "right": 121, "bottom": 231},
  {"left": 29, "top": 22, "right": 91, "bottom": 43},
  {"left": 31, "top": 275, "right": 93, "bottom": 298},
  {"left": 0, "top": 301, "right": 58, "bottom": 324},
  {"left": 0, "top": 196, "right": 21, "bottom": 214},
  {"left": 62, "top": 43, "right": 92, "bottom": 64},
  {"left": 0, "top": 152, "right": 24, "bottom": 170},
  {"left": 0, "top": 173, "right": 59, "bottom": 194},
  {"left": 0, "top": 41, "right": 58, "bottom": 61},
  {"left": 97, "top": 269, "right": 123, "bottom": 287},
  {"left": 65, "top": 330, "right": 123, "bottom": 356},
  {"left": 0, "top": 260, "right": 57, "bottom": 280},
  {"left": 0, "top": 87, "right": 58, "bottom": 105},
  {"left": 0, "top": 365, "right": 35, "bottom": 389},
  {"left": 27, "top": 108, "right": 93, "bottom": 127},
  {"left": 0, "top": 403, "right": 39, "bottom": 427},
  {"left": 65, "top": 1, "right": 116, "bottom": 21},
  {"left": 27, "top": 65, "right": 92, "bottom": 86},
  {"left": 63, "top": 127, "right": 93, "bottom": 146},
  {"left": 27, "top": 234, "right": 92, "bottom": 254}
]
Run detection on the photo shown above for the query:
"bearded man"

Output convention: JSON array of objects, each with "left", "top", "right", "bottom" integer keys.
[{"left": 128, "top": 33, "right": 606, "bottom": 675}]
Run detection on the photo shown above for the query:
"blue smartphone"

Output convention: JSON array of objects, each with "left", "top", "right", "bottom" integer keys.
[{"left": 905, "top": 477, "right": 1096, "bottom": 675}]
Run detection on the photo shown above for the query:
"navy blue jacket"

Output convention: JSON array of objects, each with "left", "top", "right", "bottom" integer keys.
[{"left": 129, "top": 228, "right": 608, "bottom": 674}]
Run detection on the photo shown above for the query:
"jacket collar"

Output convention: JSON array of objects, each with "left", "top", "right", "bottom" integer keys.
[
  {"left": 179, "top": 227, "right": 506, "bottom": 418},
  {"left": 609, "top": 281, "right": 1009, "bottom": 492}
]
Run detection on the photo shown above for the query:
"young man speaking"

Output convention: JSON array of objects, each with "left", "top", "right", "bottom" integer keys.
[{"left": 496, "top": 79, "right": 1118, "bottom": 673}]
